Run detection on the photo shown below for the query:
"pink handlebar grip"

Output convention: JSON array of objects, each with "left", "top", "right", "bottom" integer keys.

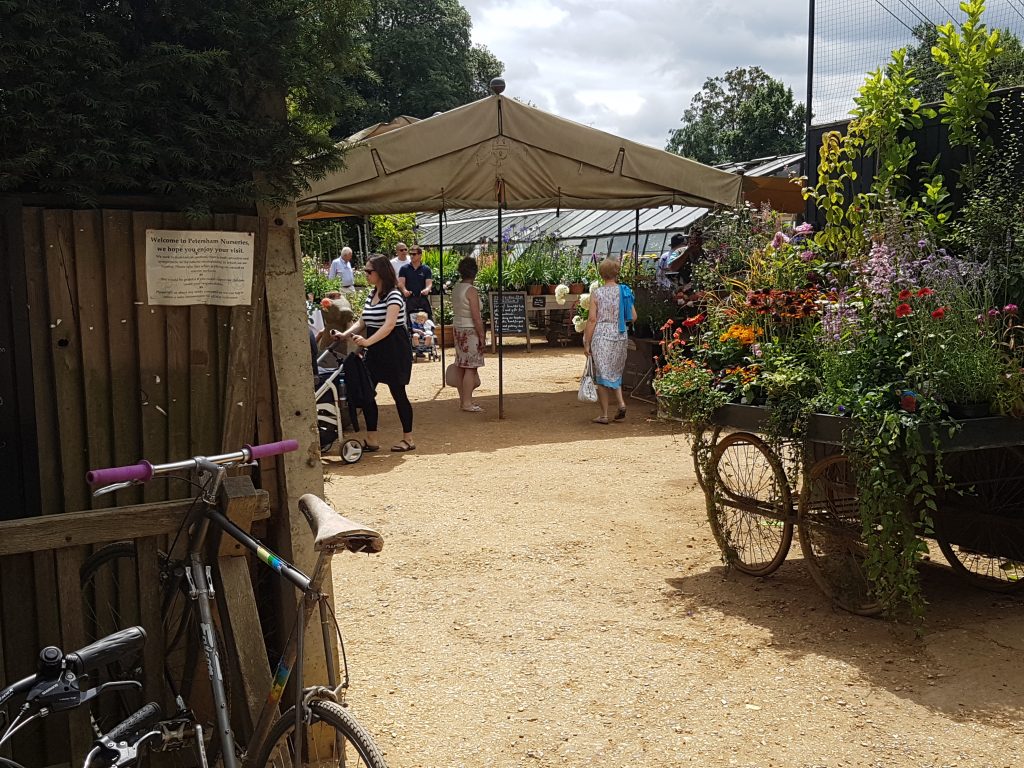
[
  {"left": 245, "top": 439, "right": 299, "bottom": 460},
  {"left": 86, "top": 461, "right": 154, "bottom": 486}
]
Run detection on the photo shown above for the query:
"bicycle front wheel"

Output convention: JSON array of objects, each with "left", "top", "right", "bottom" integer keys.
[{"left": 253, "top": 699, "right": 388, "bottom": 768}]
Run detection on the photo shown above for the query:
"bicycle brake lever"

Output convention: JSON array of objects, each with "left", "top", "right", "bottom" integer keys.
[
  {"left": 92, "top": 481, "right": 138, "bottom": 498},
  {"left": 80, "top": 680, "right": 143, "bottom": 705}
]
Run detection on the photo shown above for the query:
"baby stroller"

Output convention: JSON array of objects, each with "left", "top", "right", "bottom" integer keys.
[
  {"left": 315, "top": 339, "right": 363, "bottom": 464},
  {"left": 413, "top": 336, "right": 440, "bottom": 362}
]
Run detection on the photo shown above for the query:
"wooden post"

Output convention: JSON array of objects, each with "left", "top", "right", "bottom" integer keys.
[{"left": 259, "top": 204, "right": 336, "bottom": 703}]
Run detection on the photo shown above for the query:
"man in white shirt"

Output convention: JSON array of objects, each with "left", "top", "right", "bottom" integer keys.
[
  {"left": 390, "top": 242, "right": 410, "bottom": 277},
  {"left": 328, "top": 247, "right": 356, "bottom": 293},
  {"left": 655, "top": 233, "right": 687, "bottom": 290}
]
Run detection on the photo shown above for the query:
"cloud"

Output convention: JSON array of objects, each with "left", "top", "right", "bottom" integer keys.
[{"left": 464, "top": 0, "right": 814, "bottom": 148}]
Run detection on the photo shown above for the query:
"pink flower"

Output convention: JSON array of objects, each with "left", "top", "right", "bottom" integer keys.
[
  {"left": 794, "top": 222, "right": 814, "bottom": 236},
  {"left": 989, "top": 308, "right": 1001, "bottom": 318},
  {"left": 1004, "top": 304, "right": 1019, "bottom": 315},
  {"left": 770, "top": 231, "right": 790, "bottom": 249},
  {"left": 800, "top": 250, "right": 815, "bottom": 262}
]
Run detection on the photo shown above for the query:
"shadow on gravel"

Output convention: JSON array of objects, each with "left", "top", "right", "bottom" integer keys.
[{"left": 663, "top": 557, "right": 1024, "bottom": 727}]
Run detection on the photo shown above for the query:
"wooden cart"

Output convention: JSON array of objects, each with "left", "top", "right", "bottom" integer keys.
[{"left": 692, "top": 405, "right": 1024, "bottom": 615}]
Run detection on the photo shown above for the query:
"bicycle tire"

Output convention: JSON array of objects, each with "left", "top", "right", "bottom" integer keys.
[
  {"left": 253, "top": 699, "right": 388, "bottom": 768},
  {"left": 79, "top": 541, "right": 234, "bottom": 750}
]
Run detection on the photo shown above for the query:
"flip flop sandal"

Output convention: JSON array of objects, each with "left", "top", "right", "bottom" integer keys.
[
  {"left": 361, "top": 441, "right": 381, "bottom": 452},
  {"left": 592, "top": 416, "right": 610, "bottom": 424},
  {"left": 391, "top": 440, "right": 416, "bottom": 452}
]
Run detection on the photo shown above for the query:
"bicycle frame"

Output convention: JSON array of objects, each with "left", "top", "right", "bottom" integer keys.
[{"left": 183, "top": 473, "right": 339, "bottom": 768}]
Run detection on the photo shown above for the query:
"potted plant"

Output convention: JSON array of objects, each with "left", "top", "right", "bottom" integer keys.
[{"left": 561, "top": 258, "right": 587, "bottom": 293}]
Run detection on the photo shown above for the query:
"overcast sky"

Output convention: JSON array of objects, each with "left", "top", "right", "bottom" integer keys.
[{"left": 461, "top": 0, "right": 813, "bottom": 149}]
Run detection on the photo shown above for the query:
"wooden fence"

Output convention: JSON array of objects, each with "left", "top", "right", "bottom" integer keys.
[{"left": 0, "top": 203, "right": 306, "bottom": 765}]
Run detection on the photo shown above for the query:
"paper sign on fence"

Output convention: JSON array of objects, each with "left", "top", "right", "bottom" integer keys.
[{"left": 146, "top": 229, "right": 255, "bottom": 306}]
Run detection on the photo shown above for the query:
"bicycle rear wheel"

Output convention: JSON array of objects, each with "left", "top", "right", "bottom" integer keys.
[{"left": 253, "top": 699, "right": 388, "bottom": 768}]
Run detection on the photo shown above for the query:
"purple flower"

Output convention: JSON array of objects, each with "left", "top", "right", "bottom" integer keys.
[
  {"left": 988, "top": 308, "right": 1001, "bottom": 318},
  {"left": 794, "top": 222, "right": 814, "bottom": 236},
  {"left": 917, "top": 239, "right": 928, "bottom": 249},
  {"left": 1004, "top": 304, "right": 1019, "bottom": 316},
  {"left": 800, "top": 250, "right": 815, "bottom": 262},
  {"left": 770, "top": 231, "right": 790, "bottom": 249},
  {"left": 751, "top": 343, "right": 763, "bottom": 358}
]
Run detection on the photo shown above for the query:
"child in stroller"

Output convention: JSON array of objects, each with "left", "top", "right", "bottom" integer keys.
[
  {"left": 313, "top": 331, "right": 364, "bottom": 464},
  {"left": 411, "top": 311, "right": 439, "bottom": 361}
]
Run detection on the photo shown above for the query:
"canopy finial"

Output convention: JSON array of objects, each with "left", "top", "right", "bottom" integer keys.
[{"left": 489, "top": 77, "right": 506, "bottom": 95}]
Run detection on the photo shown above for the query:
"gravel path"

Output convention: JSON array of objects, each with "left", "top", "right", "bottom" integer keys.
[{"left": 326, "top": 345, "right": 1024, "bottom": 768}]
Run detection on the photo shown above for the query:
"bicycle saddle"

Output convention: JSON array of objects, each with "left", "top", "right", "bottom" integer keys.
[{"left": 298, "top": 494, "right": 384, "bottom": 553}]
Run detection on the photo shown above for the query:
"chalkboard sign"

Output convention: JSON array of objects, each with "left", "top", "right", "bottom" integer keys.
[
  {"left": 489, "top": 291, "right": 527, "bottom": 335},
  {"left": 531, "top": 296, "right": 547, "bottom": 308}
]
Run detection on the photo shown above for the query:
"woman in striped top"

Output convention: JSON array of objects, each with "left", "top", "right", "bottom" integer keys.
[{"left": 336, "top": 254, "right": 416, "bottom": 452}]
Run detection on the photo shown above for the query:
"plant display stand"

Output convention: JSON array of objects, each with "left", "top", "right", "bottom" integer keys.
[{"left": 691, "top": 405, "right": 1024, "bottom": 615}]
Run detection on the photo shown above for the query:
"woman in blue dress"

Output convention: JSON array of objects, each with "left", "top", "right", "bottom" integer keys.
[{"left": 582, "top": 258, "right": 636, "bottom": 424}]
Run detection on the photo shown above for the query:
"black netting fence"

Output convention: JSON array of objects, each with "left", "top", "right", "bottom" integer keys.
[{"left": 812, "top": 0, "right": 1024, "bottom": 126}]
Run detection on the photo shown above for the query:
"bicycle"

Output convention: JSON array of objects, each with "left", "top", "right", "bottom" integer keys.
[
  {"left": 80, "top": 440, "right": 388, "bottom": 768},
  {"left": 0, "top": 626, "right": 166, "bottom": 768}
]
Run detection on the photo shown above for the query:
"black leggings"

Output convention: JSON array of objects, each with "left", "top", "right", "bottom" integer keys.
[{"left": 363, "top": 381, "right": 414, "bottom": 434}]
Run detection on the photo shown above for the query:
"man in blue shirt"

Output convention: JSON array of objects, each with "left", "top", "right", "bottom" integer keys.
[
  {"left": 398, "top": 246, "right": 434, "bottom": 324},
  {"left": 328, "top": 247, "right": 355, "bottom": 293}
]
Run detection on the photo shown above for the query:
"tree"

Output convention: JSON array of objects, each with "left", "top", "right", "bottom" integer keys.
[
  {"left": 0, "top": 0, "right": 367, "bottom": 211},
  {"left": 906, "top": 22, "right": 1024, "bottom": 104},
  {"left": 333, "top": 0, "right": 503, "bottom": 137},
  {"left": 665, "top": 67, "right": 806, "bottom": 164}
]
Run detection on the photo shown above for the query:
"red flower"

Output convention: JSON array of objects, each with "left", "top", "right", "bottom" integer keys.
[
  {"left": 916, "top": 287, "right": 935, "bottom": 297},
  {"left": 895, "top": 303, "right": 913, "bottom": 318},
  {"left": 931, "top": 306, "right": 947, "bottom": 320},
  {"left": 682, "top": 313, "right": 706, "bottom": 328},
  {"left": 660, "top": 319, "right": 674, "bottom": 331},
  {"left": 898, "top": 289, "right": 913, "bottom": 300}
]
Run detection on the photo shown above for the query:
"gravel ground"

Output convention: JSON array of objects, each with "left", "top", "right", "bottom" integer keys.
[{"left": 325, "top": 344, "right": 1024, "bottom": 768}]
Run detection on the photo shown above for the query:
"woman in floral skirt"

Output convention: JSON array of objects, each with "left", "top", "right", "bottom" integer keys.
[
  {"left": 452, "top": 256, "right": 486, "bottom": 412},
  {"left": 583, "top": 258, "right": 636, "bottom": 423}
]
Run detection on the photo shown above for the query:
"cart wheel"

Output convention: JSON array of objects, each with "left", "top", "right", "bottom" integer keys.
[
  {"left": 692, "top": 425, "right": 723, "bottom": 494},
  {"left": 340, "top": 439, "right": 363, "bottom": 464},
  {"left": 706, "top": 432, "right": 793, "bottom": 576},
  {"left": 934, "top": 447, "right": 1024, "bottom": 593},
  {"left": 797, "top": 455, "right": 881, "bottom": 616}
]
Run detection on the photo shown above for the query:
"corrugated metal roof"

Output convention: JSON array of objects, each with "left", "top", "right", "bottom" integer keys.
[{"left": 418, "top": 153, "right": 804, "bottom": 250}]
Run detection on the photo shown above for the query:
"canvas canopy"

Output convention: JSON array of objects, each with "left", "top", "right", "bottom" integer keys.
[{"left": 298, "top": 95, "right": 744, "bottom": 216}]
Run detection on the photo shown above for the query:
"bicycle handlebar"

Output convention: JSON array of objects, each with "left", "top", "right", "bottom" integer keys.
[
  {"left": 102, "top": 701, "right": 162, "bottom": 743},
  {"left": 85, "top": 440, "right": 299, "bottom": 486},
  {"left": 66, "top": 626, "right": 147, "bottom": 675}
]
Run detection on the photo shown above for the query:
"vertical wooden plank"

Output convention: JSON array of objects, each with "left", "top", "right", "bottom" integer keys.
[
  {"left": 0, "top": 555, "right": 44, "bottom": 761},
  {"left": 132, "top": 212, "right": 169, "bottom": 502},
  {"left": 213, "top": 214, "right": 237, "bottom": 434},
  {"left": 188, "top": 216, "right": 217, "bottom": 456},
  {"left": 0, "top": 201, "right": 36, "bottom": 521},
  {"left": 56, "top": 546, "right": 89, "bottom": 764},
  {"left": 43, "top": 209, "right": 89, "bottom": 513},
  {"left": 22, "top": 209, "right": 63, "bottom": 517},
  {"left": 135, "top": 537, "right": 166, "bottom": 708},
  {"left": 103, "top": 210, "right": 144, "bottom": 506},
  {"left": 221, "top": 215, "right": 268, "bottom": 451},
  {"left": 32, "top": 550, "right": 67, "bottom": 766},
  {"left": 73, "top": 210, "right": 115, "bottom": 508},
  {"left": 162, "top": 213, "right": 191, "bottom": 496}
]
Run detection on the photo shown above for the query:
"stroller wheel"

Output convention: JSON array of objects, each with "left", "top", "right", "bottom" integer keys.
[{"left": 341, "top": 439, "right": 363, "bottom": 464}]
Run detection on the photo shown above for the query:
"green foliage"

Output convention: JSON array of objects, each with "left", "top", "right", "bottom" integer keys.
[
  {"left": 333, "top": 0, "right": 503, "bottom": 137},
  {"left": 0, "top": 0, "right": 366, "bottom": 212},
  {"left": 300, "top": 218, "right": 364, "bottom": 264},
  {"left": 369, "top": 213, "right": 416, "bottom": 254},
  {"left": 665, "top": 66, "right": 806, "bottom": 164},
  {"left": 931, "top": 0, "right": 1003, "bottom": 149},
  {"left": 906, "top": 21, "right": 1024, "bottom": 103},
  {"left": 950, "top": 91, "right": 1024, "bottom": 306},
  {"left": 303, "top": 256, "right": 341, "bottom": 300}
]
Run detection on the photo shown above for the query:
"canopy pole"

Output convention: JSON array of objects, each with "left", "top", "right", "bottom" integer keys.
[
  {"left": 439, "top": 210, "right": 447, "bottom": 387},
  {"left": 633, "top": 210, "right": 640, "bottom": 288},
  {"left": 497, "top": 204, "right": 504, "bottom": 419}
]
